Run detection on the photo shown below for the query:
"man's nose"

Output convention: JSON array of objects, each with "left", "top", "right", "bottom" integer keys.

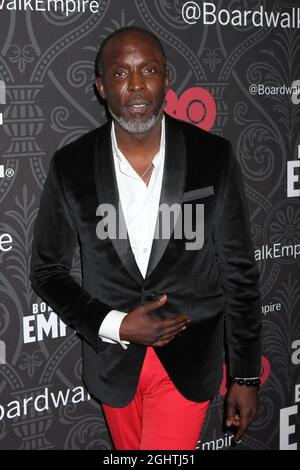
[{"left": 128, "top": 72, "right": 145, "bottom": 92}]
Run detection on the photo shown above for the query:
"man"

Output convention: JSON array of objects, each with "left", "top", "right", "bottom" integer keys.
[{"left": 30, "top": 26, "right": 262, "bottom": 450}]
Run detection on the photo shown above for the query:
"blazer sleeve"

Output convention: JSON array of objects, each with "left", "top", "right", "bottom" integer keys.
[
  {"left": 213, "top": 140, "right": 262, "bottom": 378},
  {"left": 29, "top": 152, "right": 112, "bottom": 354}
]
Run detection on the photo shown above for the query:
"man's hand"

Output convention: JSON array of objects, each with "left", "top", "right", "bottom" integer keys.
[
  {"left": 225, "top": 383, "right": 259, "bottom": 443},
  {"left": 119, "top": 294, "right": 190, "bottom": 347}
]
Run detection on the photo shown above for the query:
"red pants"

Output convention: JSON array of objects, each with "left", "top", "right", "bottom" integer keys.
[{"left": 101, "top": 346, "right": 210, "bottom": 450}]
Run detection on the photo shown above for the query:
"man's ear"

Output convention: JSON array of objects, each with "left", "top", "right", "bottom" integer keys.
[
  {"left": 164, "top": 67, "right": 170, "bottom": 95},
  {"left": 95, "top": 77, "right": 106, "bottom": 99}
]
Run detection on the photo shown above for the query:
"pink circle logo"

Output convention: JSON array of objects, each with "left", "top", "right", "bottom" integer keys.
[{"left": 164, "top": 87, "right": 216, "bottom": 131}]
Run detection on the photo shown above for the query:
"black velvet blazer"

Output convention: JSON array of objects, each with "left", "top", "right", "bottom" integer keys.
[{"left": 30, "top": 113, "right": 262, "bottom": 407}]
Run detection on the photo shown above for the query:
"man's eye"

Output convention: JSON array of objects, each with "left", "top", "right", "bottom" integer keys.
[
  {"left": 144, "top": 67, "right": 158, "bottom": 74},
  {"left": 113, "top": 71, "right": 126, "bottom": 78}
]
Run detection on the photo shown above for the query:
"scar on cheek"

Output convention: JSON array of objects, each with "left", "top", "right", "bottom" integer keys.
[{"left": 120, "top": 83, "right": 127, "bottom": 96}]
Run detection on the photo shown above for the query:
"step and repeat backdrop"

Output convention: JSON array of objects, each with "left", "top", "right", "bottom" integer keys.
[{"left": 0, "top": 0, "right": 299, "bottom": 450}]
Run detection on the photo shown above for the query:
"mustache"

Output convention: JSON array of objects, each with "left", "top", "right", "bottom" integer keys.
[{"left": 125, "top": 95, "right": 151, "bottom": 106}]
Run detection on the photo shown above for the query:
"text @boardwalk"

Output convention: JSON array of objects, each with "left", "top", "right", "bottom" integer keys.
[{"left": 181, "top": 2, "right": 300, "bottom": 29}]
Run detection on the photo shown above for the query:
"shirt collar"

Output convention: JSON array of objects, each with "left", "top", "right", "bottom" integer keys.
[{"left": 111, "top": 114, "right": 165, "bottom": 173}]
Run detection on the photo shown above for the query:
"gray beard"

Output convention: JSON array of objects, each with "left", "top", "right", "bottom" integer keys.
[{"left": 108, "top": 103, "right": 164, "bottom": 134}]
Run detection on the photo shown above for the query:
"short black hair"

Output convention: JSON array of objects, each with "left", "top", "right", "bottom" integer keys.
[{"left": 95, "top": 26, "right": 167, "bottom": 78}]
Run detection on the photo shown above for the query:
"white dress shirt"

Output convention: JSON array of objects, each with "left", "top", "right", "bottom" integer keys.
[{"left": 98, "top": 116, "right": 166, "bottom": 349}]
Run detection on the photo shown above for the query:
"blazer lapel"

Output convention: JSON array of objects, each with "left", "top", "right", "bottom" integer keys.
[
  {"left": 145, "top": 115, "right": 187, "bottom": 279},
  {"left": 93, "top": 121, "right": 144, "bottom": 286}
]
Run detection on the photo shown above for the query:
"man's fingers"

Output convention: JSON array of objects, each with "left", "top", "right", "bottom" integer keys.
[
  {"left": 156, "top": 329, "right": 183, "bottom": 342},
  {"left": 152, "top": 320, "right": 190, "bottom": 345},
  {"left": 226, "top": 413, "right": 244, "bottom": 442},
  {"left": 232, "top": 410, "right": 252, "bottom": 443},
  {"left": 234, "top": 417, "right": 247, "bottom": 442},
  {"left": 152, "top": 336, "right": 175, "bottom": 347},
  {"left": 235, "top": 409, "right": 252, "bottom": 442},
  {"left": 159, "top": 315, "right": 190, "bottom": 330},
  {"left": 225, "top": 403, "right": 236, "bottom": 427},
  {"left": 159, "top": 320, "right": 188, "bottom": 336},
  {"left": 141, "top": 294, "right": 168, "bottom": 313}
]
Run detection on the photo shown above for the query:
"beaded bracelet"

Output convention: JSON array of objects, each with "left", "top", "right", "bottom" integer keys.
[{"left": 232, "top": 378, "right": 261, "bottom": 387}]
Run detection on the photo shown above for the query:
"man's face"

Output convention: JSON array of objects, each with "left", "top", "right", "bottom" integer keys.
[{"left": 96, "top": 32, "right": 169, "bottom": 133}]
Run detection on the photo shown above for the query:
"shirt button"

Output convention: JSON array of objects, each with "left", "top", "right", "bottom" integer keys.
[{"left": 143, "top": 248, "right": 147, "bottom": 253}]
